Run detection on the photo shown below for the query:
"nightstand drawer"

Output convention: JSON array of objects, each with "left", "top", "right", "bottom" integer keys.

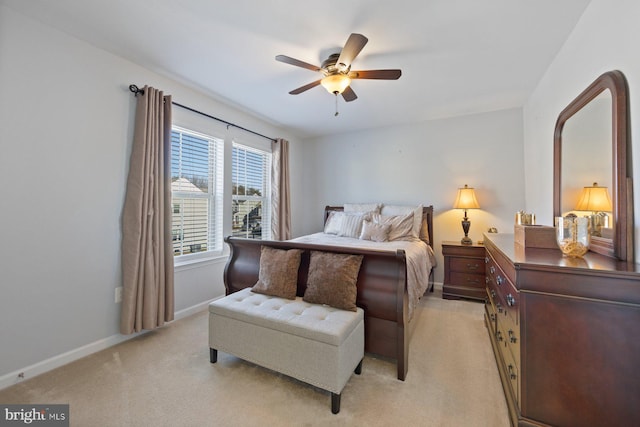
[
  {"left": 449, "top": 257, "right": 484, "bottom": 273},
  {"left": 450, "top": 271, "right": 484, "bottom": 288}
]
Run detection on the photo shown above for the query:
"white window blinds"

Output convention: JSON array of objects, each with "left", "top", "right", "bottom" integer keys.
[
  {"left": 232, "top": 143, "right": 272, "bottom": 240},
  {"left": 171, "top": 127, "right": 223, "bottom": 256}
]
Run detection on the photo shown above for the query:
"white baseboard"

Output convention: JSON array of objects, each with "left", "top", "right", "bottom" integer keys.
[
  {"left": 0, "top": 330, "right": 147, "bottom": 391},
  {"left": 0, "top": 298, "right": 218, "bottom": 391},
  {"left": 173, "top": 297, "right": 219, "bottom": 320}
]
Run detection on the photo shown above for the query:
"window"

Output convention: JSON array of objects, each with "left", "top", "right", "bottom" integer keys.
[
  {"left": 171, "top": 127, "right": 223, "bottom": 257},
  {"left": 232, "top": 143, "right": 272, "bottom": 240}
]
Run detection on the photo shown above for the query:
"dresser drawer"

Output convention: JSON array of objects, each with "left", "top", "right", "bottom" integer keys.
[
  {"left": 501, "top": 338, "right": 520, "bottom": 405},
  {"left": 502, "top": 287, "right": 519, "bottom": 325},
  {"left": 484, "top": 298, "right": 497, "bottom": 335},
  {"left": 502, "top": 313, "right": 520, "bottom": 364},
  {"left": 486, "top": 252, "right": 519, "bottom": 325}
]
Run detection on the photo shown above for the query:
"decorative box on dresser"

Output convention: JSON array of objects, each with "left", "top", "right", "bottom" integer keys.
[
  {"left": 483, "top": 233, "right": 640, "bottom": 427},
  {"left": 442, "top": 241, "right": 486, "bottom": 301}
]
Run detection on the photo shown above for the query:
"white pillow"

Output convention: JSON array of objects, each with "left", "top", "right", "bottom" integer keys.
[
  {"left": 344, "top": 203, "right": 381, "bottom": 214},
  {"left": 324, "top": 211, "right": 343, "bottom": 234},
  {"left": 380, "top": 204, "right": 423, "bottom": 238},
  {"left": 372, "top": 212, "right": 414, "bottom": 241},
  {"left": 338, "top": 212, "right": 368, "bottom": 238},
  {"left": 360, "top": 219, "right": 391, "bottom": 242}
]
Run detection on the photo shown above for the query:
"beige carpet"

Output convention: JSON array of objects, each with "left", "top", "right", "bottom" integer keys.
[{"left": 0, "top": 287, "right": 510, "bottom": 426}]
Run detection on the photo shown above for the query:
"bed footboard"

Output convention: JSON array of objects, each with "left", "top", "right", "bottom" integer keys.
[{"left": 223, "top": 236, "right": 410, "bottom": 380}]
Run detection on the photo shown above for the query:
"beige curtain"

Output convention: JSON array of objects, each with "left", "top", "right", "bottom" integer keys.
[
  {"left": 120, "top": 85, "right": 174, "bottom": 335},
  {"left": 271, "top": 138, "right": 291, "bottom": 240}
]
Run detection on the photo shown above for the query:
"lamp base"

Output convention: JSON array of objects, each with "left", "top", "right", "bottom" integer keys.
[{"left": 461, "top": 216, "right": 472, "bottom": 245}]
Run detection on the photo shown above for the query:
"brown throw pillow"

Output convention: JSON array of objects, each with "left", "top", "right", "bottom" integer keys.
[
  {"left": 303, "top": 251, "right": 363, "bottom": 311},
  {"left": 252, "top": 246, "right": 303, "bottom": 300}
]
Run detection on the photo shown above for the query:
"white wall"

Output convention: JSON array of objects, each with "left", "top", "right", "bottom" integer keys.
[
  {"left": 524, "top": 0, "right": 640, "bottom": 261},
  {"left": 0, "top": 5, "right": 302, "bottom": 383},
  {"left": 300, "top": 108, "right": 526, "bottom": 282}
]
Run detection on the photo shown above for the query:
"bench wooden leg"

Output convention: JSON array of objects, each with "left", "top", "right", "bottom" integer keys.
[
  {"left": 210, "top": 348, "right": 217, "bottom": 363},
  {"left": 331, "top": 392, "right": 341, "bottom": 414},
  {"left": 354, "top": 359, "right": 363, "bottom": 375}
]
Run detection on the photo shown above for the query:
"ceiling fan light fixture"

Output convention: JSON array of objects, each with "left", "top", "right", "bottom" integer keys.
[{"left": 321, "top": 74, "right": 351, "bottom": 94}]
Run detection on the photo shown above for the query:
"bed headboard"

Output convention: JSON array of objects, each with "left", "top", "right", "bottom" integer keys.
[{"left": 324, "top": 205, "right": 434, "bottom": 249}]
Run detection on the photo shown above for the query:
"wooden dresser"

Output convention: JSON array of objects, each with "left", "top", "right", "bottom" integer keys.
[
  {"left": 442, "top": 241, "right": 486, "bottom": 301},
  {"left": 483, "top": 233, "right": 640, "bottom": 427}
]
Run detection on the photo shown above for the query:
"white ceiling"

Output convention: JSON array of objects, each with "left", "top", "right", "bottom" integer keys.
[{"left": 3, "top": 0, "right": 591, "bottom": 138}]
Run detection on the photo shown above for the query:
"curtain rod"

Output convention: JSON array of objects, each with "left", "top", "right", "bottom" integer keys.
[{"left": 128, "top": 84, "right": 277, "bottom": 143}]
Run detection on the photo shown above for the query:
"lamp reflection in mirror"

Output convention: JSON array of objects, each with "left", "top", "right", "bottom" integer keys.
[
  {"left": 453, "top": 184, "right": 480, "bottom": 245},
  {"left": 575, "top": 182, "right": 612, "bottom": 237}
]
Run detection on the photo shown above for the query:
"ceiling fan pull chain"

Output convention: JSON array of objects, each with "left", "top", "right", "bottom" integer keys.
[{"left": 335, "top": 93, "right": 339, "bottom": 116}]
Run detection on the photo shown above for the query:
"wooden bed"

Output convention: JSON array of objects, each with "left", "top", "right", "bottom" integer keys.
[{"left": 223, "top": 205, "right": 434, "bottom": 380}]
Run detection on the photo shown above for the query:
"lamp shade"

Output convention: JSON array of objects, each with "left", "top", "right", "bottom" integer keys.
[
  {"left": 575, "top": 182, "right": 612, "bottom": 212},
  {"left": 321, "top": 74, "right": 351, "bottom": 94},
  {"left": 453, "top": 184, "right": 480, "bottom": 210}
]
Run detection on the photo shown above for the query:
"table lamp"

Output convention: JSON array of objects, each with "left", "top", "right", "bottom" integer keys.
[{"left": 453, "top": 184, "right": 480, "bottom": 245}]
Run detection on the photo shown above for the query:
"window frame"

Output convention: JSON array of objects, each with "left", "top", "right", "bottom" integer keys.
[{"left": 170, "top": 126, "right": 224, "bottom": 263}]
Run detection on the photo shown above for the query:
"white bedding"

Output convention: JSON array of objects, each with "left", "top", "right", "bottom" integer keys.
[{"left": 290, "top": 232, "right": 435, "bottom": 320}]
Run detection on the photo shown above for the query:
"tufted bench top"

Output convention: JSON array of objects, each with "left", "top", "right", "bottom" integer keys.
[{"left": 209, "top": 288, "right": 364, "bottom": 346}]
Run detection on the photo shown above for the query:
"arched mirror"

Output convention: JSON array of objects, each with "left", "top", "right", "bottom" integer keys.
[{"left": 553, "top": 70, "right": 633, "bottom": 261}]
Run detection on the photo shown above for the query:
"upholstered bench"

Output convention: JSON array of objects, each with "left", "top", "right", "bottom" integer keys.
[{"left": 209, "top": 287, "right": 365, "bottom": 414}]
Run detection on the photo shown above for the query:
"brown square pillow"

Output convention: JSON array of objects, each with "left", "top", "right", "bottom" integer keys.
[
  {"left": 252, "top": 246, "right": 303, "bottom": 300},
  {"left": 303, "top": 251, "right": 363, "bottom": 311}
]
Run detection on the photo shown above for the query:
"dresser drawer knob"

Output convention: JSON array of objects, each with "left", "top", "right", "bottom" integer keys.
[
  {"left": 490, "top": 266, "right": 496, "bottom": 275},
  {"left": 490, "top": 290, "right": 496, "bottom": 298},
  {"left": 496, "top": 330, "right": 504, "bottom": 342},
  {"left": 508, "top": 364, "right": 517, "bottom": 380},
  {"left": 508, "top": 330, "right": 517, "bottom": 343},
  {"left": 496, "top": 275, "right": 504, "bottom": 286},
  {"left": 506, "top": 294, "right": 516, "bottom": 306},
  {"left": 467, "top": 263, "right": 479, "bottom": 271},
  {"left": 485, "top": 257, "right": 489, "bottom": 264},
  {"left": 485, "top": 277, "right": 490, "bottom": 284}
]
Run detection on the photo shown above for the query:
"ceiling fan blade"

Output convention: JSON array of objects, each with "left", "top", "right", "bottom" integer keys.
[
  {"left": 336, "top": 33, "right": 368, "bottom": 69},
  {"left": 275, "top": 55, "right": 321, "bottom": 72},
  {"left": 289, "top": 79, "right": 321, "bottom": 95},
  {"left": 349, "top": 69, "right": 402, "bottom": 80},
  {"left": 342, "top": 86, "right": 358, "bottom": 102}
]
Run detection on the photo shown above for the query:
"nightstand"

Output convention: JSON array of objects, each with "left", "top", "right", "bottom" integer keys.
[{"left": 442, "top": 241, "right": 486, "bottom": 302}]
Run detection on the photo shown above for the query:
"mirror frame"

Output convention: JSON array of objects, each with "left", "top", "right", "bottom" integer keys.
[{"left": 553, "top": 70, "right": 632, "bottom": 261}]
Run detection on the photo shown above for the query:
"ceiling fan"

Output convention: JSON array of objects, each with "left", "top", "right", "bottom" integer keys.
[{"left": 276, "top": 33, "right": 402, "bottom": 105}]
